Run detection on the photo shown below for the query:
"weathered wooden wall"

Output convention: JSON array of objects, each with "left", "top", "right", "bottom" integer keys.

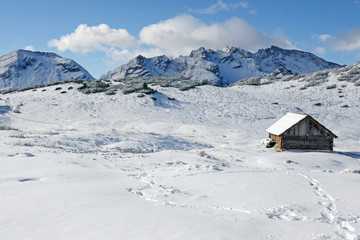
[
  {"left": 282, "top": 135, "right": 333, "bottom": 151},
  {"left": 269, "top": 134, "right": 282, "bottom": 145},
  {"left": 271, "top": 117, "right": 334, "bottom": 151},
  {"left": 269, "top": 134, "right": 283, "bottom": 151},
  {"left": 283, "top": 118, "right": 330, "bottom": 137}
]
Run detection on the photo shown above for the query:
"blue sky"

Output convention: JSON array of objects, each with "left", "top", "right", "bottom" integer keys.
[{"left": 1, "top": 0, "right": 360, "bottom": 78}]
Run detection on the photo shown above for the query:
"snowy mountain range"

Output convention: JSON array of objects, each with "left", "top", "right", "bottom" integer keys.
[
  {"left": 0, "top": 46, "right": 342, "bottom": 90},
  {"left": 100, "top": 46, "right": 341, "bottom": 86},
  {"left": 0, "top": 50, "right": 94, "bottom": 90}
]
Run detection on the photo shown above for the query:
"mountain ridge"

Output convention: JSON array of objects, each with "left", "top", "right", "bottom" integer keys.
[{"left": 100, "top": 46, "right": 342, "bottom": 86}]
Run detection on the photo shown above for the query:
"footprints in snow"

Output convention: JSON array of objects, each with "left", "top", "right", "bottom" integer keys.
[
  {"left": 125, "top": 169, "right": 310, "bottom": 224},
  {"left": 265, "top": 205, "right": 307, "bottom": 221},
  {"left": 126, "top": 172, "right": 187, "bottom": 203},
  {"left": 299, "top": 173, "right": 359, "bottom": 240},
  {"left": 122, "top": 158, "right": 359, "bottom": 239}
]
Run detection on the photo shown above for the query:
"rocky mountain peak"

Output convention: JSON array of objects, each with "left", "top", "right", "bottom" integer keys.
[
  {"left": 133, "top": 55, "right": 146, "bottom": 64},
  {"left": 189, "top": 47, "right": 208, "bottom": 59},
  {"left": 0, "top": 50, "right": 94, "bottom": 90}
]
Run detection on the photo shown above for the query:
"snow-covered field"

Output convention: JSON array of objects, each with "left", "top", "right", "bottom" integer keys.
[{"left": 1, "top": 79, "right": 359, "bottom": 240}]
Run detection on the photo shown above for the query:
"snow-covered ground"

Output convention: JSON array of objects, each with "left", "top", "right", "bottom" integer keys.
[{"left": 1, "top": 79, "right": 359, "bottom": 240}]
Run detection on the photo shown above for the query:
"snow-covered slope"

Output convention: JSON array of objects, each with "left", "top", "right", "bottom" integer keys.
[
  {"left": 231, "top": 60, "right": 360, "bottom": 89},
  {"left": 0, "top": 50, "right": 94, "bottom": 90},
  {"left": 1, "top": 62, "right": 359, "bottom": 239},
  {"left": 101, "top": 46, "right": 341, "bottom": 86}
]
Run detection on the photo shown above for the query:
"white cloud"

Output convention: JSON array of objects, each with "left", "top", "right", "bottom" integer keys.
[
  {"left": 314, "top": 47, "right": 326, "bottom": 55},
  {"left": 139, "top": 15, "right": 294, "bottom": 56},
  {"left": 248, "top": 9, "right": 257, "bottom": 15},
  {"left": 198, "top": 0, "right": 229, "bottom": 14},
  {"left": 24, "top": 45, "right": 35, "bottom": 51},
  {"left": 48, "top": 15, "right": 294, "bottom": 65},
  {"left": 190, "top": 0, "right": 249, "bottom": 14},
  {"left": 318, "top": 34, "right": 331, "bottom": 42},
  {"left": 232, "top": 2, "right": 249, "bottom": 8},
  {"left": 104, "top": 47, "right": 165, "bottom": 62},
  {"left": 329, "top": 28, "right": 360, "bottom": 51},
  {"left": 48, "top": 24, "right": 139, "bottom": 53}
]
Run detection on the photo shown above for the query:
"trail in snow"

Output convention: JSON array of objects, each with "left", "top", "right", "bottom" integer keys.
[{"left": 299, "top": 173, "right": 360, "bottom": 240}]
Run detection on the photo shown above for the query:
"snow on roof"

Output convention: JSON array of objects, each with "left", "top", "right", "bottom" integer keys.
[{"left": 266, "top": 112, "right": 307, "bottom": 136}]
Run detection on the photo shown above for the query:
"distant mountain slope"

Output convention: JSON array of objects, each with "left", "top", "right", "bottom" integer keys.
[
  {"left": 230, "top": 61, "right": 360, "bottom": 88},
  {"left": 100, "top": 46, "right": 341, "bottom": 86},
  {"left": 0, "top": 50, "right": 94, "bottom": 89}
]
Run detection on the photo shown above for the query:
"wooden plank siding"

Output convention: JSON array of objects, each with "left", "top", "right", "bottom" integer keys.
[
  {"left": 282, "top": 118, "right": 329, "bottom": 137},
  {"left": 282, "top": 136, "right": 333, "bottom": 151},
  {"left": 269, "top": 134, "right": 283, "bottom": 151},
  {"left": 269, "top": 116, "right": 335, "bottom": 152}
]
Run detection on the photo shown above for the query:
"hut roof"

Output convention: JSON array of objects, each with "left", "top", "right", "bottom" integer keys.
[
  {"left": 266, "top": 112, "right": 338, "bottom": 138},
  {"left": 266, "top": 112, "right": 307, "bottom": 136}
]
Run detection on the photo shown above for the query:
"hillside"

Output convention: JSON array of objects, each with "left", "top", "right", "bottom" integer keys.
[
  {"left": 101, "top": 46, "right": 341, "bottom": 86},
  {"left": 231, "top": 60, "right": 360, "bottom": 88},
  {"left": 0, "top": 61, "right": 359, "bottom": 239},
  {"left": 0, "top": 50, "right": 94, "bottom": 90}
]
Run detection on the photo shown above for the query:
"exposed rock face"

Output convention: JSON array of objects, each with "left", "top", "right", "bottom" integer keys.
[
  {"left": 0, "top": 50, "right": 94, "bottom": 89},
  {"left": 101, "top": 46, "right": 341, "bottom": 86}
]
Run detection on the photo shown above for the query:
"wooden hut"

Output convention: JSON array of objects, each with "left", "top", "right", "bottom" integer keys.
[{"left": 266, "top": 112, "right": 337, "bottom": 152}]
